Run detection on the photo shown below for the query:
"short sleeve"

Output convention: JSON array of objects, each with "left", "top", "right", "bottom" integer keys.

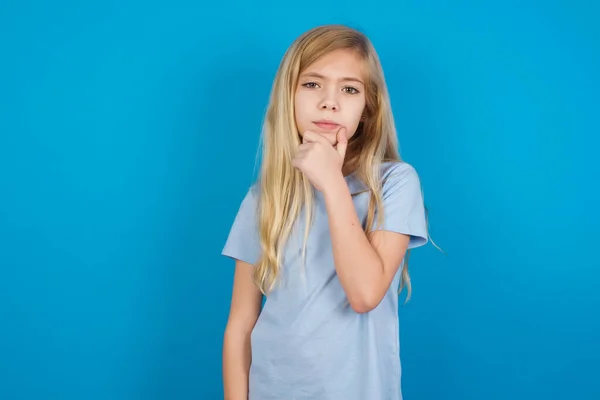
[
  {"left": 221, "top": 185, "right": 262, "bottom": 265},
  {"left": 373, "top": 163, "right": 428, "bottom": 249}
]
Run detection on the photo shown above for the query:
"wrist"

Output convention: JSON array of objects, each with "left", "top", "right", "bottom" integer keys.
[{"left": 322, "top": 171, "right": 349, "bottom": 201}]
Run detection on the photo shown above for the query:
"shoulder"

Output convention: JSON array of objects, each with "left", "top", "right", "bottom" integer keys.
[
  {"left": 380, "top": 161, "right": 421, "bottom": 187},
  {"left": 239, "top": 181, "right": 260, "bottom": 202},
  {"left": 247, "top": 182, "right": 261, "bottom": 200},
  {"left": 348, "top": 161, "right": 420, "bottom": 195},
  {"left": 234, "top": 182, "right": 261, "bottom": 216}
]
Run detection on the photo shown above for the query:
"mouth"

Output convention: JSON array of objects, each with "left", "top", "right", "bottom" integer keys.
[{"left": 313, "top": 120, "right": 340, "bottom": 130}]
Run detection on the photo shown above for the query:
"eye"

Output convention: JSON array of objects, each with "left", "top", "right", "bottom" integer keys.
[
  {"left": 301, "top": 82, "right": 320, "bottom": 89},
  {"left": 343, "top": 86, "right": 360, "bottom": 94}
]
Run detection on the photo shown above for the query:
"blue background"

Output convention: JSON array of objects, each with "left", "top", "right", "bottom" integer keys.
[{"left": 1, "top": 1, "right": 598, "bottom": 399}]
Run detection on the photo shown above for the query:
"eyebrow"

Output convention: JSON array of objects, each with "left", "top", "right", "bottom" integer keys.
[{"left": 299, "top": 72, "right": 364, "bottom": 85}]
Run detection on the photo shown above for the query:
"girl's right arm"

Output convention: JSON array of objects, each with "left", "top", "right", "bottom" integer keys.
[{"left": 223, "top": 260, "right": 263, "bottom": 400}]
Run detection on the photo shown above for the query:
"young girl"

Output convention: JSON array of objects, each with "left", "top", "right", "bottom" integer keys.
[{"left": 221, "top": 24, "right": 429, "bottom": 400}]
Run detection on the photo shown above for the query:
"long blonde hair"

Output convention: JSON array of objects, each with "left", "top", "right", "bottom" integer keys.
[{"left": 253, "top": 24, "right": 423, "bottom": 300}]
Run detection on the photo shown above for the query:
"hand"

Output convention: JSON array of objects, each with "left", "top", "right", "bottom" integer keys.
[{"left": 292, "top": 127, "right": 348, "bottom": 192}]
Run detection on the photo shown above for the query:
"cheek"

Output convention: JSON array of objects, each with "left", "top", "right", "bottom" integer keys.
[
  {"left": 350, "top": 100, "right": 366, "bottom": 123},
  {"left": 344, "top": 100, "right": 366, "bottom": 138},
  {"left": 294, "top": 92, "right": 311, "bottom": 119},
  {"left": 294, "top": 92, "right": 309, "bottom": 130},
  {"left": 295, "top": 90, "right": 310, "bottom": 107}
]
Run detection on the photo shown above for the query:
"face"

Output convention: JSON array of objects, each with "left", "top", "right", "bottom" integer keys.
[{"left": 294, "top": 48, "right": 366, "bottom": 145}]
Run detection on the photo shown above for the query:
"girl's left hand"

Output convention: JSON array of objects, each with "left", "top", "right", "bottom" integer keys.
[{"left": 292, "top": 127, "right": 348, "bottom": 192}]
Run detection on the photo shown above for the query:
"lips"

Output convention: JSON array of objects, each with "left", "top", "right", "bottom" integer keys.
[{"left": 313, "top": 120, "right": 340, "bottom": 130}]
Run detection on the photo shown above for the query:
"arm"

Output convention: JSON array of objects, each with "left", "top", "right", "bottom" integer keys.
[
  {"left": 291, "top": 131, "right": 426, "bottom": 313},
  {"left": 323, "top": 174, "right": 411, "bottom": 314},
  {"left": 223, "top": 260, "right": 263, "bottom": 400}
]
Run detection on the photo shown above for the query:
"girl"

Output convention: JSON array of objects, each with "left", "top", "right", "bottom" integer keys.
[{"left": 221, "top": 24, "right": 429, "bottom": 400}]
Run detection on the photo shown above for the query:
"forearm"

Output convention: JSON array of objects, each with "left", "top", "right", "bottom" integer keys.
[
  {"left": 222, "top": 327, "right": 251, "bottom": 400},
  {"left": 323, "top": 174, "right": 385, "bottom": 313}
]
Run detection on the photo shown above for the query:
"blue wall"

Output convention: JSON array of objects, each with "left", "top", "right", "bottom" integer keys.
[{"left": 1, "top": 1, "right": 598, "bottom": 399}]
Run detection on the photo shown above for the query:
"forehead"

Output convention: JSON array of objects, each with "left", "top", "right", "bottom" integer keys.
[{"left": 302, "top": 48, "right": 366, "bottom": 80}]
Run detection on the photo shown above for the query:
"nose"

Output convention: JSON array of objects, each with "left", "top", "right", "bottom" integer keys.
[{"left": 319, "top": 90, "right": 339, "bottom": 111}]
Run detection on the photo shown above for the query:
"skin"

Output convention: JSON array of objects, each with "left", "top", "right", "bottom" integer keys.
[
  {"left": 294, "top": 48, "right": 366, "bottom": 152},
  {"left": 292, "top": 48, "right": 412, "bottom": 313},
  {"left": 292, "top": 48, "right": 366, "bottom": 182},
  {"left": 222, "top": 48, "right": 411, "bottom": 400}
]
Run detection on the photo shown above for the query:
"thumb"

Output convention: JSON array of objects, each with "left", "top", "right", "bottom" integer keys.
[{"left": 336, "top": 127, "right": 348, "bottom": 161}]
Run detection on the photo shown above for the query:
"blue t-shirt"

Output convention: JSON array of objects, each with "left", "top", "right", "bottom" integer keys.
[{"left": 222, "top": 161, "right": 428, "bottom": 400}]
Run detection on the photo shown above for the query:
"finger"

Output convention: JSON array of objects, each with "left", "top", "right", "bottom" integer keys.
[
  {"left": 297, "top": 143, "right": 314, "bottom": 154},
  {"left": 298, "top": 143, "right": 313, "bottom": 150},
  {"left": 302, "top": 130, "right": 337, "bottom": 146},
  {"left": 302, "top": 130, "right": 332, "bottom": 145},
  {"left": 336, "top": 127, "right": 348, "bottom": 161},
  {"left": 291, "top": 157, "right": 301, "bottom": 170},
  {"left": 292, "top": 153, "right": 305, "bottom": 165}
]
